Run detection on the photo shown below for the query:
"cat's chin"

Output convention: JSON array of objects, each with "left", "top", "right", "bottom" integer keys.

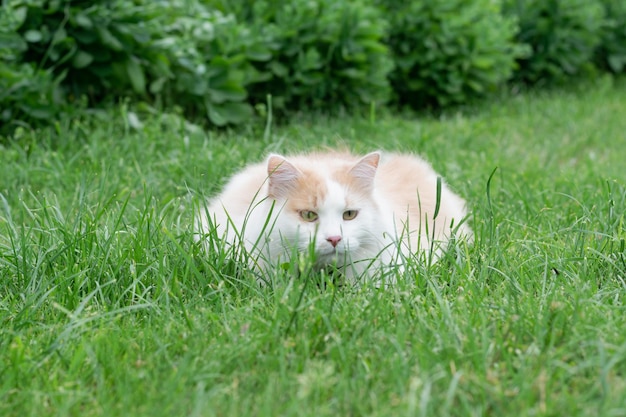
[
  {"left": 314, "top": 245, "right": 346, "bottom": 257},
  {"left": 313, "top": 247, "right": 353, "bottom": 267},
  {"left": 312, "top": 252, "right": 338, "bottom": 265}
]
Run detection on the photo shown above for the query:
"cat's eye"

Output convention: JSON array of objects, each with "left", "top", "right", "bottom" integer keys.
[
  {"left": 343, "top": 210, "right": 358, "bottom": 220},
  {"left": 300, "top": 210, "right": 318, "bottom": 222}
]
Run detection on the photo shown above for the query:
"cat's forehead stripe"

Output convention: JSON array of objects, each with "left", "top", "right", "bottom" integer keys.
[
  {"left": 285, "top": 169, "right": 328, "bottom": 209},
  {"left": 325, "top": 180, "right": 348, "bottom": 209}
]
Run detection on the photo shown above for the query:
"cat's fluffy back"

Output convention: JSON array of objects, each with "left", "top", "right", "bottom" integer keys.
[
  {"left": 198, "top": 161, "right": 269, "bottom": 240},
  {"left": 376, "top": 152, "right": 471, "bottom": 244},
  {"left": 275, "top": 151, "right": 362, "bottom": 178}
]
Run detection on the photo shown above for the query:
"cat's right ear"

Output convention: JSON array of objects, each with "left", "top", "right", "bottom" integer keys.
[
  {"left": 267, "top": 154, "right": 300, "bottom": 199},
  {"left": 349, "top": 152, "right": 380, "bottom": 192}
]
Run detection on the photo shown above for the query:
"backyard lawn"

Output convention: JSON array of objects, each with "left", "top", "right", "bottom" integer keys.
[{"left": 1, "top": 78, "right": 626, "bottom": 416}]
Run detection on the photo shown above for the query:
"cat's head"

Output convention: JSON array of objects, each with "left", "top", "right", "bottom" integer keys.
[{"left": 264, "top": 152, "right": 382, "bottom": 267}]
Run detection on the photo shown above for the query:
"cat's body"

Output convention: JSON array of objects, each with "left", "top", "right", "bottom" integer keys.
[{"left": 197, "top": 151, "right": 471, "bottom": 281}]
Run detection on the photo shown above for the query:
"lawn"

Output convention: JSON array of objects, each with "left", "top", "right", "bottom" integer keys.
[{"left": 1, "top": 77, "right": 626, "bottom": 416}]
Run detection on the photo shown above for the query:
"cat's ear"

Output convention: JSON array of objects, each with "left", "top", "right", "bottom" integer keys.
[
  {"left": 267, "top": 154, "right": 301, "bottom": 199},
  {"left": 349, "top": 152, "right": 380, "bottom": 191}
]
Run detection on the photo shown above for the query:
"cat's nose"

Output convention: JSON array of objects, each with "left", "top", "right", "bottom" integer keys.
[{"left": 326, "top": 235, "right": 342, "bottom": 247}]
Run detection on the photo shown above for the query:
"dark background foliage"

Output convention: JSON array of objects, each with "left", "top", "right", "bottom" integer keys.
[
  {"left": 594, "top": 0, "right": 626, "bottom": 73},
  {"left": 379, "top": 0, "right": 525, "bottom": 108},
  {"left": 502, "top": 0, "right": 604, "bottom": 83},
  {"left": 237, "top": 0, "right": 393, "bottom": 113},
  {"left": 1, "top": 0, "right": 625, "bottom": 136}
]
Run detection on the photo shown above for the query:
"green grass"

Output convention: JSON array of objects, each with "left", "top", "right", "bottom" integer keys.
[{"left": 1, "top": 77, "right": 626, "bottom": 416}]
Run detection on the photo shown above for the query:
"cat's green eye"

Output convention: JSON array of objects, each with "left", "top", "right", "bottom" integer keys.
[
  {"left": 343, "top": 210, "right": 358, "bottom": 220},
  {"left": 300, "top": 210, "right": 318, "bottom": 222}
]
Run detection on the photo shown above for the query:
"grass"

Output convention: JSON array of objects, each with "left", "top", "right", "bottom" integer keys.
[{"left": 1, "top": 76, "right": 626, "bottom": 416}]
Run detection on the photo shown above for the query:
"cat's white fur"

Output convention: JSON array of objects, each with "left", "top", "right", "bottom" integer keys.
[{"left": 197, "top": 151, "right": 471, "bottom": 281}]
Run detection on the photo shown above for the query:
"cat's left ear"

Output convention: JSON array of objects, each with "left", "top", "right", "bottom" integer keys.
[
  {"left": 267, "top": 154, "right": 301, "bottom": 199},
  {"left": 349, "top": 152, "right": 380, "bottom": 191}
]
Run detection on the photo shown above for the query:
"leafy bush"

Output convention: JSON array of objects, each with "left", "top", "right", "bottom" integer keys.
[
  {"left": 4, "top": 0, "right": 257, "bottom": 127},
  {"left": 595, "top": 0, "right": 626, "bottom": 73},
  {"left": 378, "top": 0, "right": 522, "bottom": 109},
  {"left": 0, "top": 62, "right": 64, "bottom": 135},
  {"left": 503, "top": 0, "right": 604, "bottom": 84},
  {"left": 0, "top": 3, "right": 65, "bottom": 134},
  {"left": 14, "top": 0, "right": 159, "bottom": 100},
  {"left": 4, "top": 0, "right": 622, "bottom": 136},
  {"left": 228, "top": 0, "right": 394, "bottom": 112},
  {"left": 149, "top": 4, "right": 260, "bottom": 126}
]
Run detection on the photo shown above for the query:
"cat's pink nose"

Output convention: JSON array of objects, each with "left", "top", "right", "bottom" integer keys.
[{"left": 326, "top": 235, "right": 342, "bottom": 247}]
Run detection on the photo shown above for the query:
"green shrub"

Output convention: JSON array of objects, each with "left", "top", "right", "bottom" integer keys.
[
  {"left": 0, "top": 62, "right": 65, "bottom": 135},
  {"left": 595, "top": 0, "right": 626, "bottom": 73},
  {"left": 150, "top": 4, "right": 260, "bottom": 125},
  {"left": 378, "top": 0, "right": 522, "bottom": 109},
  {"left": 4, "top": 0, "right": 257, "bottom": 127},
  {"left": 503, "top": 0, "right": 604, "bottom": 84},
  {"left": 0, "top": 3, "right": 65, "bottom": 134},
  {"left": 14, "top": 0, "right": 159, "bottom": 100},
  {"left": 230, "top": 0, "right": 393, "bottom": 112}
]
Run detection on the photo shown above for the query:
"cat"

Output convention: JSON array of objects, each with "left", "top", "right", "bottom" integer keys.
[{"left": 197, "top": 150, "right": 471, "bottom": 283}]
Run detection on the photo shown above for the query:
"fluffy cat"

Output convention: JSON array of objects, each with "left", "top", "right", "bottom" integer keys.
[{"left": 197, "top": 151, "right": 471, "bottom": 282}]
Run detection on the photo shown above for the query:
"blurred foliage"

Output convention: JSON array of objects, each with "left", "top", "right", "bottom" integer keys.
[
  {"left": 594, "top": 0, "right": 626, "bottom": 73},
  {"left": 2, "top": 0, "right": 257, "bottom": 128},
  {"left": 379, "top": 0, "right": 525, "bottom": 108},
  {"left": 1, "top": 0, "right": 624, "bottom": 137},
  {"left": 1, "top": 2, "right": 65, "bottom": 131},
  {"left": 503, "top": 0, "right": 604, "bottom": 83},
  {"left": 233, "top": 0, "right": 393, "bottom": 112}
]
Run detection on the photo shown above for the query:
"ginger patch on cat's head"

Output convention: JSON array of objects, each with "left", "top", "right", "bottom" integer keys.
[
  {"left": 266, "top": 155, "right": 328, "bottom": 210},
  {"left": 284, "top": 168, "right": 328, "bottom": 212}
]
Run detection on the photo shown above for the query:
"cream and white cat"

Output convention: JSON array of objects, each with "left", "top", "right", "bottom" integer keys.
[{"left": 197, "top": 151, "right": 471, "bottom": 282}]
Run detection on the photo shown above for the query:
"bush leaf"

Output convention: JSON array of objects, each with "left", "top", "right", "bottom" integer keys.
[
  {"left": 125, "top": 57, "right": 146, "bottom": 94},
  {"left": 72, "top": 51, "right": 94, "bottom": 69}
]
